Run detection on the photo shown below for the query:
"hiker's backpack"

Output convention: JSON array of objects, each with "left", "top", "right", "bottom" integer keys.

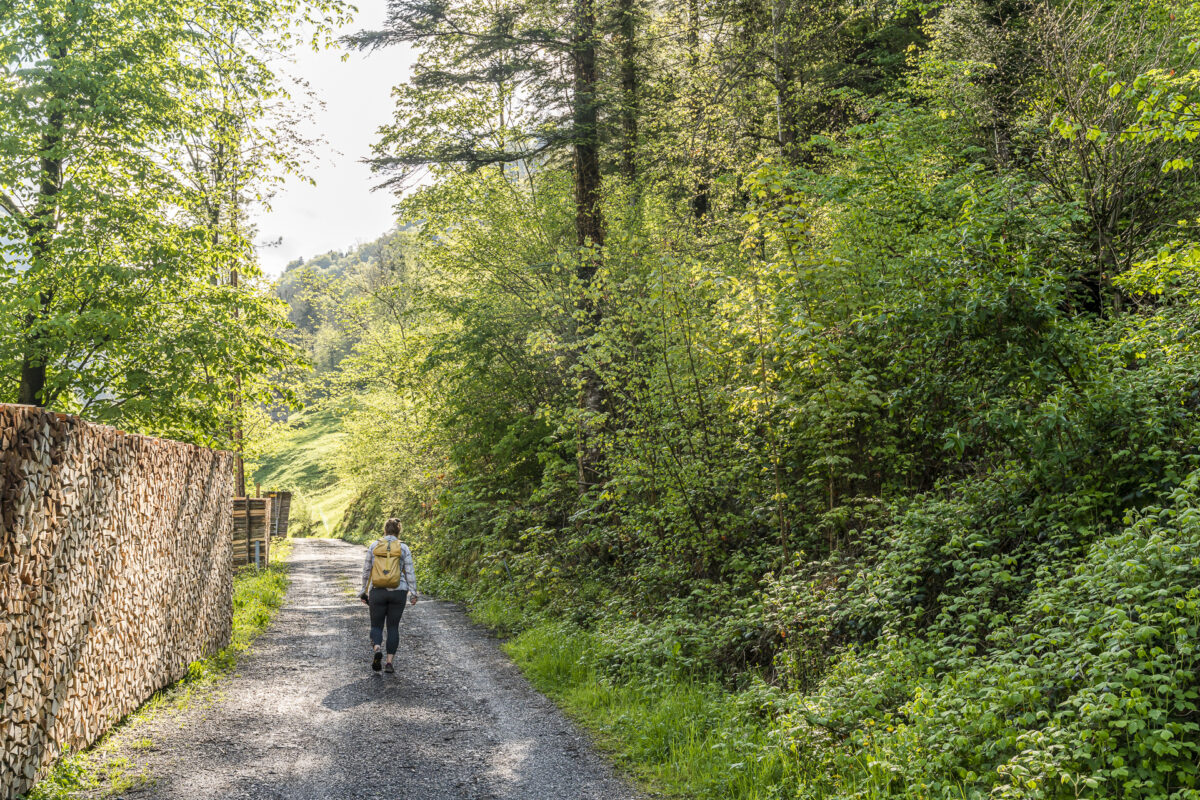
[{"left": 370, "top": 540, "right": 406, "bottom": 589}]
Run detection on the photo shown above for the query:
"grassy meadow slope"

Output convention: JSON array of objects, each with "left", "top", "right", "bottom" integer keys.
[{"left": 246, "top": 409, "right": 355, "bottom": 537}]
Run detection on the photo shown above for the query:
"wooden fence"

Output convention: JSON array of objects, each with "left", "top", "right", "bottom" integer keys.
[
  {"left": 266, "top": 491, "right": 292, "bottom": 539},
  {"left": 0, "top": 404, "right": 234, "bottom": 798},
  {"left": 232, "top": 497, "right": 271, "bottom": 568}
]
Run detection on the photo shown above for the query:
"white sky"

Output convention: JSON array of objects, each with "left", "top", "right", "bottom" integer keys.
[{"left": 253, "top": 0, "right": 415, "bottom": 277}]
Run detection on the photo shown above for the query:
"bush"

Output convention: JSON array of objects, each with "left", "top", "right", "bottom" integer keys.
[{"left": 788, "top": 470, "right": 1200, "bottom": 799}]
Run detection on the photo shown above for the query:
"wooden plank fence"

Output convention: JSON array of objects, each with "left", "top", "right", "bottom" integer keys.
[
  {"left": 232, "top": 497, "right": 271, "bottom": 568},
  {"left": 266, "top": 491, "right": 292, "bottom": 539}
]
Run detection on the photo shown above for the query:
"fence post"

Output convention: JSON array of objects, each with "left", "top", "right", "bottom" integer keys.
[{"left": 245, "top": 498, "right": 252, "bottom": 567}]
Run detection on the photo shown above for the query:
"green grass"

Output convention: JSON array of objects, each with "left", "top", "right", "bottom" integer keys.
[
  {"left": 24, "top": 541, "right": 294, "bottom": 800},
  {"left": 247, "top": 409, "right": 354, "bottom": 537},
  {"left": 495, "top": 618, "right": 804, "bottom": 800},
  {"left": 464, "top": 593, "right": 802, "bottom": 798}
]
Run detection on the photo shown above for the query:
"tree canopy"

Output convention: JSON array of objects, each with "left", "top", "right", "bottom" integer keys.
[{"left": 0, "top": 0, "right": 349, "bottom": 443}]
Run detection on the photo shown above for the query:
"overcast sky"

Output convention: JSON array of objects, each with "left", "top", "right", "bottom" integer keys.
[{"left": 253, "top": 0, "right": 415, "bottom": 277}]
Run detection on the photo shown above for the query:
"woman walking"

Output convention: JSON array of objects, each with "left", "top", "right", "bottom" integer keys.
[{"left": 360, "top": 518, "right": 418, "bottom": 673}]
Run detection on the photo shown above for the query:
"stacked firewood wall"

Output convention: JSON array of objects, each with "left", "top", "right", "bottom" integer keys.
[{"left": 0, "top": 405, "right": 235, "bottom": 798}]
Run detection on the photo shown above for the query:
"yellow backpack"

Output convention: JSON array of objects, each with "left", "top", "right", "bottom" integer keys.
[{"left": 370, "top": 540, "right": 406, "bottom": 589}]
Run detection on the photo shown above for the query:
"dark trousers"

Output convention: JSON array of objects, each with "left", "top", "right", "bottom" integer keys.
[{"left": 369, "top": 588, "right": 408, "bottom": 655}]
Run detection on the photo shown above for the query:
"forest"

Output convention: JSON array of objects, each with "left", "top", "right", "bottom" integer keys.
[{"left": 5, "top": 0, "right": 1200, "bottom": 797}]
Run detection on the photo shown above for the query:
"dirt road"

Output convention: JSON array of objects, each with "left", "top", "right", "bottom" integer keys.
[{"left": 120, "top": 538, "right": 640, "bottom": 800}]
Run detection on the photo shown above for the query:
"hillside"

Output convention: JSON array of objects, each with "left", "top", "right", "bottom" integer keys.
[{"left": 246, "top": 409, "right": 355, "bottom": 537}]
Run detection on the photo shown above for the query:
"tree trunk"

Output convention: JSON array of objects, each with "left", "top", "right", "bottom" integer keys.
[
  {"left": 573, "top": 0, "right": 604, "bottom": 255},
  {"left": 573, "top": 0, "right": 606, "bottom": 492},
  {"left": 619, "top": 0, "right": 639, "bottom": 182},
  {"left": 226, "top": 113, "right": 247, "bottom": 497},
  {"left": 687, "top": 0, "right": 709, "bottom": 219},
  {"left": 19, "top": 54, "right": 65, "bottom": 408},
  {"left": 772, "top": 0, "right": 799, "bottom": 156}
]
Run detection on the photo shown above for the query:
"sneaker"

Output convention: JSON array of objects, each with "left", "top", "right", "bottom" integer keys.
[
  {"left": 372, "top": 651, "right": 382, "bottom": 672},
  {"left": 384, "top": 662, "right": 395, "bottom": 674}
]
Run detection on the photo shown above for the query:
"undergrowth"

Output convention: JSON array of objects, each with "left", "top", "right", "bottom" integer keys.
[
  {"left": 448, "top": 470, "right": 1200, "bottom": 800},
  {"left": 502, "top": 620, "right": 803, "bottom": 800},
  {"left": 23, "top": 539, "right": 293, "bottom": 800},
  {"left": 457, "top": 591, "right": 803, "bottom": 799}
]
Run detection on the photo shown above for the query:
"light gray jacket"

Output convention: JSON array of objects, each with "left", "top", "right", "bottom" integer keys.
[{"left": 361, "top": 536, "right": 418, "bottom": 594}]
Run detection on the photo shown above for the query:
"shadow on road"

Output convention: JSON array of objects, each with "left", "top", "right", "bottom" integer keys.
[{"left": 321, "top": 675, "right": 410, "bottom": 711}]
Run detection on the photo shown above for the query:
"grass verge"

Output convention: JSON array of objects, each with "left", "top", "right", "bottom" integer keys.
[
  {"left": 466, "top": 596, "right": 801, "bottom": 800},
  {"left": 24, "top": 539, "right": 294, "bottom": 799}
]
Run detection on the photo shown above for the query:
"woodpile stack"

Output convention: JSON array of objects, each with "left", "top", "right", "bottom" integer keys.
[
  {"left": 232, "top": 497, "right": 271, "bottom": 568},
  {"left": 0, "top": 404, "right": 234, "bottom": 799}
]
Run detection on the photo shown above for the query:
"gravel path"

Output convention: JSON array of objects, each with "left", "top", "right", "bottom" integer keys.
[{"left": 120, "top": 538, "right": 641, "bottom": 800}]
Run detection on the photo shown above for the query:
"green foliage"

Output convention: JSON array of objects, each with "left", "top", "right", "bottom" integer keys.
[
  {"left": 504, "top": 620, "right": 805, "bottom": 800},
  {"left": 0, "top": 0, "right": 350, "bottom": 443},
  {"left": 257, "top": 0, "right": 1200, "bottom": 797},
  {"left": 784, "top": 470, "right": 1200, "bottom": 800}
]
